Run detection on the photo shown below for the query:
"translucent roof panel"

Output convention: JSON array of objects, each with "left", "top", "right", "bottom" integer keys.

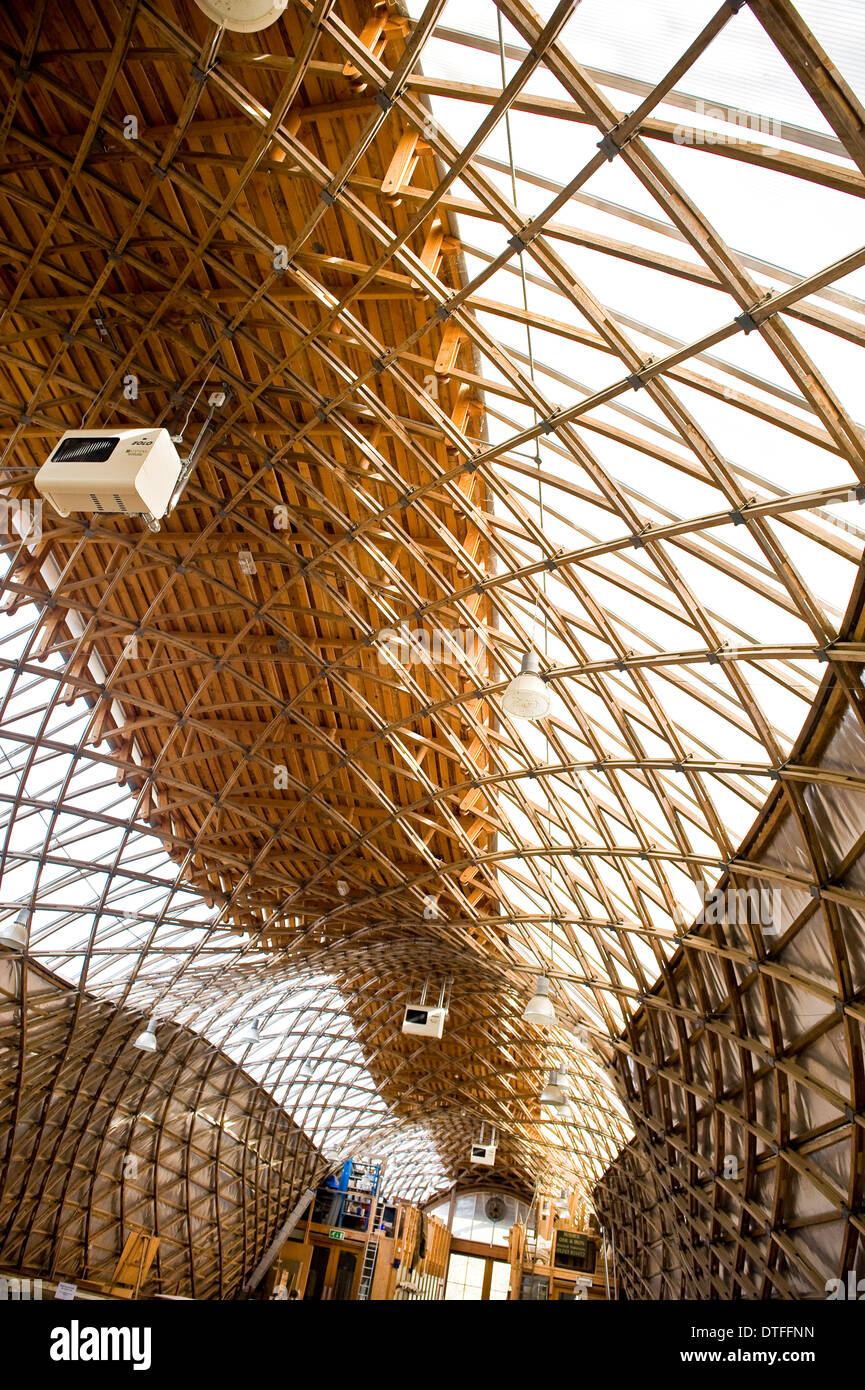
[{"left": 1, "top": 0, "right": 863, "bottom": 1220}]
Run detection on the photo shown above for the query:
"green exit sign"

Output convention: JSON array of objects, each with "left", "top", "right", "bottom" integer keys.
[{"left": 329, "top": 1229, "right": 345, "bottom": 1240}]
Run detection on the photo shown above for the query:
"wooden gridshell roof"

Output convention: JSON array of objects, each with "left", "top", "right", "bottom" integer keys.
[
  {"left": 0, "top": 956, "right": 327, "bottom": 1299},
  {"left": 0, "top": 0, "right": 864, "bottom": 1270}
]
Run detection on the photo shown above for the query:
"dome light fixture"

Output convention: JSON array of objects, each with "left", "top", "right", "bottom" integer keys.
[
  {"left": 133, "top": 1016, "right": 159, "bottom": 1053},
  {"left": 0, "top": 910, "right": 29, "bottom": 951},
  {"left": 238, "top": 1016, "right": 261, "bottom": 1044},
  {"left": 194, "top": 0, "right": 288, "bottom": 33},
  {"left": 501, "top": 652, "right": 550, "bottom": 721},
  {"left": 522, "top": 975, "right": 557, "bottom": 1028}
]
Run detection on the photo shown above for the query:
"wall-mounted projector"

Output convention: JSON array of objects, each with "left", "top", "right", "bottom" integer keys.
[
  {"left": 401, "top": 1004, "right": 447, "bottom": 1040},
  {"left": 470, "top": 1143, "right": 497, "bottom": 1167},
  {"left": 34, "top": 429, "right": 184, "bottom": 521}
]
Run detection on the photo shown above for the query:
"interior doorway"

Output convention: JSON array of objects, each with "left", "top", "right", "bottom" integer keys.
[
  {"left": 332, "top": 1250, "right": 357, "bottom": 1300},
  {"left": 304, "top": 1245, "right": 330, "bottom": 1301},
  {"left": 303, "top": 1243, "right": 360, "bottom": 1300}
]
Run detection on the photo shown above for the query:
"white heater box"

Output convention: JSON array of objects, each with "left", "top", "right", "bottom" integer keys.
[
  {"left": 470, "top": 1143, "right": 497, "bottom": 1167},
  {"left": 401, "top": 1004, "right": 447, "bottom": 1040},
  {"left": 35, "top": 428, "right": 184, "bottom": 519}
]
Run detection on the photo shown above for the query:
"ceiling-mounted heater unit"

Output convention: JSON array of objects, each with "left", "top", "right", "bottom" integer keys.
[
  {"left": 402, "top": 976, "right": 451, "bottom": 1040},
  {"left": 402, "top": 1005, "right": 446, "bottom": 1039},
  {"left": 35, "top": 428, "right": 183, "bottom": 522},
  {"left": 470, "top": 1124, "right": 498, "bottom": 1167}
]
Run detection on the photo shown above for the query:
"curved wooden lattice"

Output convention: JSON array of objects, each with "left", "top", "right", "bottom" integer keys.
[
  {"left": 595, "top": 572, "right": 865, "bottom": 1298},
  {"left": 0, "top": 0, "right": 864, "bottom": 1293},
  {"left": 0, "top": 957, "right": 324, "bottom": 1297}
]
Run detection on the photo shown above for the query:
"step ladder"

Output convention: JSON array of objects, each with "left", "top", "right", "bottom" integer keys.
[
  {"left": 356, "top": 1186, "right": 387, "bottom": 1301},
  {"left": 356, "top": 1203, "right": 384, "bottom": 1301}
]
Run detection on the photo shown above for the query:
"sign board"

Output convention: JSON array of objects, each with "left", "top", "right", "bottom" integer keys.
[
  {"left": 328, "top": 1229, "right": 345, "bottom": 1241},
  {"left": 553, "top": 1230, "right": 596, "bottom": 1272},
  {"left": 54, "top": 1283, "right": 77, "bottom": 1301}
]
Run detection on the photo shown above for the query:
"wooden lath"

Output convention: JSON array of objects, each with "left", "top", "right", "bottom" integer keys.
[{"left": 0, "top": 0, "right": 863, "bottom": 1266}]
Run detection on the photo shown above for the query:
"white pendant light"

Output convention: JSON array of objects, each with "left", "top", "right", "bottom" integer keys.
[
  {"left": 0, "top": 910, "right": 29, "bottom": 951},
  {"left": 238, "top": 1016, "right": 261, "bottom": 1044},
  {"left": 501, "top": 652, "right": 550, "bottom": 721},
  {"left": 133, "top": 1016, "right": 159, "bottom": 1053},
  {"left": 194, "top": 0, "right": 287, "bottom": 32},
  {"left": 522, "top": 975, "right": 557, "bottom": 1027},
  {"left": 540, "top": 1068, "right": 567, "bottom": 1105}
]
